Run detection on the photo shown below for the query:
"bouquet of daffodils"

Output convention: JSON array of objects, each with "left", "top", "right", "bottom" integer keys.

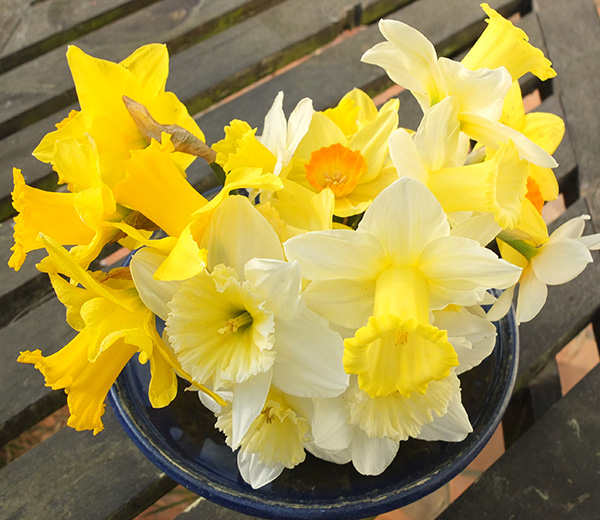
[{"left": 11, "top": 4, "right": 600, "bottom": 489}]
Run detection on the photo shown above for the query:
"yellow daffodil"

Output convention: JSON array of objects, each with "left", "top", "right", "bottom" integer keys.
[
  {"left": 286, "top": 94, "right": 399, "bottom": 217},
  {"left": 112, "top": 134, "right": 284, "bottom": 281},
  {"left": 17, "top": 235, "right": 182, "bottom": 434},
  {"left": 214, "top": 92, "right": 313, "bottom": 178},
  {"left": 462, "top": 3, "right": 556, "bottom": 82},
  {"left": 285, "top": 178, "right": 521, "bottom": 399},
  {"left": 34, "top": 44, "right": 204, "bottom": 181},
  {"left": 9, "top": 130, "right": 142, "bottom": 271},
  {"left": 130, "top": 195, "right": 348, "bottom": 448},
  {"left": 323, "top": 88, "right": 399, "bottom": 139}
]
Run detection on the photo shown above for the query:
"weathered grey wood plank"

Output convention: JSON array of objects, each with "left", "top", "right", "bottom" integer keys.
[
  {"left": 0, "top": 0, "right": 285, "bottom": 139},
  {"left": 438, "top": 364, "right": 600, "bottom": 519},
  {"left": 536, "top": 0, "right": 600, "bottom": 226},
  {"left": 0, "top": 0, "right": 161, "bottom": 74},
  {"left": 0, "top": 408, "right": 176, "bottom": 519},
  {"left": 0, "top": 296, "right": 72, "bottom": 446},
  {"left": 175, "top": 497, "right": 256, "bottom": 520}
]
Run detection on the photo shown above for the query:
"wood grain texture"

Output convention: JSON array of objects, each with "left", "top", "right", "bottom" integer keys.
[{"left": 439, "top": 365, "right": 600, "bottom": 519}]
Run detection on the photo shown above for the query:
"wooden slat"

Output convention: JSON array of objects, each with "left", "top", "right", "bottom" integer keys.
[
  {"left": 0, "top": 0, "right": 161, "bottom": 74},
  {"left": 536, "top": 0, "right": 600, "bottom": 226},
  {"left": 438, "top": 364, "right": 600, "bottom": 519},
  {"left": 0, "top": 408, "right": 176, "bottom": 519},
  {"left": 0, "top": 0, "right": 285, "bottom": 139},
  {"left": 0, "top": 297, "right": 73, "bottom": 446},
  {"left": 176, "top": 498, "right": 256, "bottom": 520}
]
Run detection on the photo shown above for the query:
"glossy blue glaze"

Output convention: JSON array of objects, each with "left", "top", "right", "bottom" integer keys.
[{"left": 108, "top": 308, "right": 518, "bottom": 519}]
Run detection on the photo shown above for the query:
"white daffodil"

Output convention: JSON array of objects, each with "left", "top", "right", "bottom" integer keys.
[
  {"left": 202, "top": 388, "right": 312, "bottom": 488},
  {"left": 131, "top": 195, "right": 348, "bottom": 450},
  {"left": 285, "top": 177, "right": 521, "bottom": 400},
  {"left": 491, "top": 216, "right": 600, "bottom": 323},
  {"left": 306, "top": 304, "right": 496, "bottom": 476},
  {"left": 361, "top": 8, "right": 557, "bottom": 168}
]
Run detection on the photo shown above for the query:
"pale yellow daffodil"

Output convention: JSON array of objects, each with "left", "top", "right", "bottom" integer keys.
[
  {"left": 389, "top": 97, "right": 530, "bottom": 229},
  {"left": 285, "top": 178, "right": 521, "bottom": 400},
  {"left": 206, "top": 388, "right": 310, "bottom": 488},
  {"left": 492, "top": 216, "right": 600, "bottom": 323},
  {"left": 361, "top": 7, "right": 557, "bottom": 168}
]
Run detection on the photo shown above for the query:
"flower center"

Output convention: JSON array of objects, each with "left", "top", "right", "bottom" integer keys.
[
  {"left": 304, "top": 143, "right": 367, "bottom": 198},
  {"left": 218, "top": 311, "right": 253, "bottom": 335}
]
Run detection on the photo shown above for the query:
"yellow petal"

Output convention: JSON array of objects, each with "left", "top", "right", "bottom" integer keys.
[
  {"left": 9, "top": 169, "right": 95, "bottom": 271},
  {"left": 344, "top": 314, "right": 458, "bottom": 398},
  {"left": 500, "top": 80, "right": 525, "bottom": 131},
  {"left": 114, "top": 136, "right": 208, "bottom": 237},
  {"left": 119, "top": 44, "right": 168, "bottom": 99},
  {"left": 18, "top": 336, "right": 137, "bottom": 435},
  {"left": 462, "top": 3, "right": 556, "bottom": 81},
  {"left": 521, "top": 112, "right": 565, "bottom": 155}
]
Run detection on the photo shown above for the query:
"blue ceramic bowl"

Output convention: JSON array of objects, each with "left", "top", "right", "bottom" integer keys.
[{"left": 108, "top": 308, "right": 518, "bottom": 519}]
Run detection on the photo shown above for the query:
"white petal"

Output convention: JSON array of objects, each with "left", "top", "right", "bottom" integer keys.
[
  {"left": 389, "top": 129, "right": 429, "bottom": 184},
  {"left": 361, "top": 42, "right": 428, "bottom": 101},
  {"left": 198, "top": 389, "right": 232, "bottom": 414},
  {"left": 272, "top": 309, "right": 348, "bottom": 398},
  {"left": 260, "top": 91, "right": 286, "bottom": 158},
  {"left": 416, "top": 392, "right": 472, "bottom": 442},
  {"left": 303, "top": 278, "right": 375, "bottom": 330},
  {"left": 450, "top": 212, "right": 502, "bottom": 247},
  {"left": 237, "top": 450, "right": 285, "bottom": 489},
  {"left": 350, "top": 429, "right": 399, "bottom": 476},
  {"left": 244, "top": 258, "right": 303, "bottom": 320},
  {"left": 486, "top": 285, "right": 515, "bottom": 322},
  {"left": 306, "top": 443, "right": 352, "bottom": 465},
  {"left": 433, "top": 308, "right": 497, "bottom": 374},
  {"left": 532, "top": 238, "right": 592, "bottom": 285},
  {"left": 419, "top": 236, "right": 522, "bottom": 306},
  {"left": 578, "top": 233, "right": 600, "bottom": 250},
  {"left": 285, "top": 97, "right": 314, "bottom": 160},
  {"left": 516, "top": 267, "right": 547, "bottom": 324},
  {"left": 130, "top": 248, "right": 181, "bottom": 321},
  {"left": 414, "top": 96, "right": 461, "bottom": 172},
  {"left": 438, "top": 58, "right": 511, "bottom": 120},
  {"left": 358, "top": 177, "right": 450, "bottom": 264},
  {"left": 203, "top": 195, "right": 284, "bottom": 273},
  {"left": 551, "top": 216, "right": 587, "bottom": 239},
  {"left": 311, "top": 396, "right": 353, "bottom": 451},
  {"left": 459, "top": 112, "right": 558, "bottom": 168},
  {"left": 232, "top": 370, "right": 272, "bottom": 448},
  {"left": 284, "top": 229, "right": 387, "bottom": 281}
]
